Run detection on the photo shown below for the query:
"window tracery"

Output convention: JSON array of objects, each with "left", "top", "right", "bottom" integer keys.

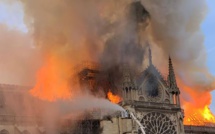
[{"left": 140, "top": 112, "right": 176, "bottom": 134}]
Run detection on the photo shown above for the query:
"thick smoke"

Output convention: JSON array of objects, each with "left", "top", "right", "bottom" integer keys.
[
  {"left": 1, "top": 1, "right": 130, "bottom": 133},
  {"left": 20, "top": 0, "right": 215, "bottom": 107},
  {"left": 1, "top": 87, "right": 124, "bottom": 134},
  {"left": 0, "top": 0, "right": 42, "bottom": 86},
  {"left": 39, "top": 94, "right": 124, "bottom": 134},
  {"left": 140, "top": 0, "right": 215, "bottom": 111},
  {"left": 141, "top": 0, "right": 214, "bottom": 91},
  {"left": 2, "top": 0, "right": 215, "bottom": 130},
  {"left": 19, "top": 0, "right": 151, "bottom": 98}
]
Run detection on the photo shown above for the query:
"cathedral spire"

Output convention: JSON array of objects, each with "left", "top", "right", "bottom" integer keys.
[{"left": 168, "top": 56, "right": 179, "bottom": 94}]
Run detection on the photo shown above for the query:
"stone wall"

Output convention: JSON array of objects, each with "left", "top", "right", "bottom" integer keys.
[{"left": 101, "top": 117, "right": 133, "bottom": 134}]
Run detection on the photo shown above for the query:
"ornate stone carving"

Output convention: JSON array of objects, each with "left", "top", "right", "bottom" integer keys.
[
  {"left": 136, "top": 112, "right": 148, "bottom": 120},
  {"left": 140, "top": 112, "right": 176, "bottom": 134}
]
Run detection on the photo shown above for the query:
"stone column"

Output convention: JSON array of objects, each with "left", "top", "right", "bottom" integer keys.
[{"left": 176, "top": 95, "right": 180, "bottom": 106}]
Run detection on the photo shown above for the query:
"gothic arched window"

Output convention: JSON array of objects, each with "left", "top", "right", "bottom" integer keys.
[
  {"left": 125, "top": 87, "right": 128, "bottom": 98},
  {"left": 125, "top": 87, "right": 128, "bottom": 93},
  {"left": 0, "top": 129, "right": 9, "bottom": 134}
]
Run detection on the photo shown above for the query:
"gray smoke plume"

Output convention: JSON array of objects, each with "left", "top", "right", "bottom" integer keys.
[
  {"left": 20, "top": 0, "right": 215, "bottom": 104},
  {"left": 19, "top": 0, "right": 151, "bottom": 97},
  {"left": 141, "top": 0, "right": 214, "bottom": 91},
  {"left": 140, "top": 0, "right": 215, "bottom": 113},
  {"left": 1, "top": 0, "right": 213, "bottom": 129}
]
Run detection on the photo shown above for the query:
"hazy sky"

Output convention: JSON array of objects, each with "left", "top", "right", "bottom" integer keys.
[
  {"left": 0, "top": 1, "right": 215, "bottom": 112},
  {"left": 0, "top": 1, "right": 27, "bottom": 32},
  {"left": 202, "top": 0, "right": 215, "bottom": 113}
]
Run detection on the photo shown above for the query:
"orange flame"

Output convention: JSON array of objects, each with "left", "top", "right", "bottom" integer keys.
[
  {"left": 203, "top": 106, "right": 215, "bottom": 121},
  {"left": 31, "top": 50, "right": 215, "bottom": 126},
  {"left": 184, "top": 105, "right": 215, "bottom": 125},
  {"left": 107, "top": 91, "right": 122, "bottom": 104},
  {"left": 30, "top": 55, "right": 72, "bottom": 101},
  {"left": 180, "top": 80, "right": 215, "bottom": 126}
]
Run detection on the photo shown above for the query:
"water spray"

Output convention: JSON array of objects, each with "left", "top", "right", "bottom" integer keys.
[{"left": 121, "top": 109, "right": 146, "bottom": 134}]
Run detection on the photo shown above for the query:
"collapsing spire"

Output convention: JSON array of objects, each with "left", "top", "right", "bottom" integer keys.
[{"left": 168, "top": 56, "right": 180, "bottom": 94}]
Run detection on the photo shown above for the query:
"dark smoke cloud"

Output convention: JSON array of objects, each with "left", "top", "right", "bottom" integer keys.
[
  {"left": 141, "top": 0, "right": 215, "bottom": 91},
  {"left": 20, "top": 0, "right": 215, "bottom": 97},
  {"left": 1, "top": 0, "right": 214, "bottom": 131},
  {"left": 18, "top": 1, "right": 133, "bottom": 132},
  {"left": 95, "top": 1, "right": 150, "bottom": 95},
  {"left": 20, "top": 0, "right": 151, "bottom": 96}
]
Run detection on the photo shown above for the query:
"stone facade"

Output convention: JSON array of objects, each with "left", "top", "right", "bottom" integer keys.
[
  {"left": 98, "top": 51, "right": 215, "bottom": 134},
  {"left": 111, "top": 49, "right": 185, "bottom": 134},
  {"left": 0, "top": 84, "right": 44, "bottom": 134}
]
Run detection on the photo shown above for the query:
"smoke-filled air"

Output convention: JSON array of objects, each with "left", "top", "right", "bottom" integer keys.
[{"left": 0, "top": 0, "right": 215, "bottom": 132}]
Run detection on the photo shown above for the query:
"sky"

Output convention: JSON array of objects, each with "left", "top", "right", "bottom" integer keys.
[
  {"left": 0, "top": 1, "right": 27, "bottom": 32},
  {"left": 202, "top": 0, "right": 215, "bottom": 113},
  {"left": 0, "top": 1, "right": 215, "bottom": 112}
]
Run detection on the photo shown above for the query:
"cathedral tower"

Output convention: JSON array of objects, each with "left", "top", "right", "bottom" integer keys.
[
  {"left": 120, "top": 47, "right": 185, "bottom": 134},
  {"left": 168, "top": 57, "right": 181, "bottom": 106},
  {"left": 122, "top": 64, "right": 137, "bottom": 101}
]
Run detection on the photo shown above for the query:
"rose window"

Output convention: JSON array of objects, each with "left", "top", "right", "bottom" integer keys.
[{"left": 140, "top": 112, "right": 176, "bottom": 134}]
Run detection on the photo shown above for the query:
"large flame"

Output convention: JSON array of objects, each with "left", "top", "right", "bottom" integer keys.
[
  {"left": 203, "top": 106, "right": 215, "bottom": 121},
  {"left": 30, "top": 54, "right": 72, "bottom": 101},
  {"left": 178, "top": 79, "right": 215, "bottom": 126},
  {"left": 31, "top": 55, "right": 215, "bottom": 125},
  {"left": 107, "top": 91, "right": 122, "bottom": 104},
  {"left": 184, "top": 105, "right": 215, "bottom": 126}
]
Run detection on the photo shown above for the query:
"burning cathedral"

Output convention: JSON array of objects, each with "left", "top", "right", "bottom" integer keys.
[
  {"left": 71, "top": 48, "right": 185, "bottom": 134},
  {"left": 0, "top": 1, "right": 215, "bottom": 134}
]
